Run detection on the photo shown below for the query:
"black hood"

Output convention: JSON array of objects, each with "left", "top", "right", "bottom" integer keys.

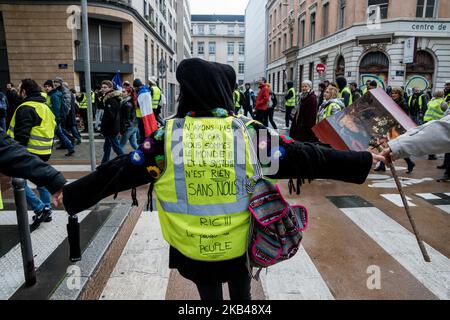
[
  {"left": 336, "top": 76, "right": 347, "bottom": 91},
  {"left": 287, "top": 81, "right": 294, "bottom": 89},
  {"left": 176, "top": 58, "right": 236, "bottom": 117}
]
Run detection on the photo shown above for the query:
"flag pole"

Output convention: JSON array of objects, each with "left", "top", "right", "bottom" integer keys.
[{"left": 388, "top": 163, "right": 431, "bottom": 262}]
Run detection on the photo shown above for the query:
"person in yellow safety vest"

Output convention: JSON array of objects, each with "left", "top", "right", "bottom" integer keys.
[
  {"left": 408, "top": 87, "right": 428, "bottom": 125},
  {"left": 61, "top": 58, "right": 385, "bottom": 301},
  {"left": 336, "top": 76, "right": 353, "bottom": 107},
  {"left": 444, "top": 80, "right": 450, "bottom": 103},
  {"left": 76, "top": 91, "right": 95, "bottom": 132},
  {"left": 233, "top": 84, "right": 243, "bottom": 114},
  {"left": 7, "top": 79, "right": 57, "bottom": 229},
  {"left": 424, "top": 90, "right": 448, "bottom": 160},
  {"left": 361, "top": 80, "right": 371, "bottom": 95},
  {"left": 148, "top": 76, "right": 164, "bottom": 126},
  {"left": 40, "top": 91, "right": 51, "bottom": 108},
  {"left": 317, "top": 85, "right": 345, "bottom": 123},
  {"left": 284, "top": 81, "right": 296, "bottom": 128}
]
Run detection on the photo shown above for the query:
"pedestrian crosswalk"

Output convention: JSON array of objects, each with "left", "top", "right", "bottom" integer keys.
[
  {"left": 100, "top": 191, "right": 450, "bottom": 300},
  {"left": 0, "top": 209, "right": 90, "bottom": 300}
]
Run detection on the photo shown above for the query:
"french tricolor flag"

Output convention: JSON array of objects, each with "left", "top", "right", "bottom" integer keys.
[{"left": 137, "top": 86, "right": 158, "bottom": 137}]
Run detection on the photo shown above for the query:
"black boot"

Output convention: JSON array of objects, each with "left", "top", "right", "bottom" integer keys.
[{"left": 405, "top": 158, "right": 415, "bottom": 174}]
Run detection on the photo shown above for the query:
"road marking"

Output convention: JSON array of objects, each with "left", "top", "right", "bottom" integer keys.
[
  {"left": 381, "top": 194, "right": 417, "bottom": 207},
  {"left": 0, "top": 211, "right": 67, "bottom": 225},
  {"left": 259, "top": 245, "right": 335, "bottom": 300},
  {"left": 369, "top": 177, "right": 433, "bottom": 189},
  {"left": 340, "top": 207, "right": 450, "bottom": 300},
  {"left": 100, "top": 211, "right": 170, "bottom": 300},
  {"left": 436, "top": 205, "right": 450, "bottom": 214},
  {"left": 415, "top": 193, "right": 450, "bottom": 214},
  {"left": 0, "top": 211, "right": 90, "bottom": 300},
  {"left": 416, "top": 193, "right": 441, "bottom": 200},
  {"left": 51, "top": 165, "right": 93, "bottom": 172}
]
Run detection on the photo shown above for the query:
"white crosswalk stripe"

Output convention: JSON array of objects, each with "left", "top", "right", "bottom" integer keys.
[
  {"left": 381, "top": 194, "right": 417, "bottom": 207},
  {"left": 100, "top": 212, "right": 170, "bottom": 300},
  {"left": 0, "top": 211, "right": 90, "bottom": 300},
  {"left": 339, "top": 206, "right": 450, "bottom": 300}
]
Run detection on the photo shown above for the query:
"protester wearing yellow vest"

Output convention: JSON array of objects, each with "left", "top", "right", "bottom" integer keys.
[
  {"left": 76, "top": 91, "right": 95, "bottom": 132},
  {"left": 336, "top": 76, "right": 353, "bottom": 107},
  {"left": 444, "top": 80, "right": 450, "bottom": 103},
  {"left": 7, "top": 79, "right": 57, "bottom": 229},
  {"left": 424, "top": 92, "right": 447, "bottom": 123},
  {"left": 233, "top": 84, "right": 242, "bottom": 114},
  {"left": 408, "top": 88, "right": 427, "bottom": 124},
  {"left": 284, "top": 81, "right": 296, "bottom": 128},
  {"left": 424, "top": 90, "right": 448, "bottom": 160},
  {"left": 62, "top": 58, "right": 382, "bottom": 301},
  {"left": 149, "top": 77, "right": 165, "bottom": 126}
]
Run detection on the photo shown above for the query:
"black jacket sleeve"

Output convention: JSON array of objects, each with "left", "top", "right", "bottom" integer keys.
[
  {"left": 13, "top": 105, "right": 41, "bottom": 147},
  {"left": 0, "top": 129, "right": 67, "bottom": 193}
]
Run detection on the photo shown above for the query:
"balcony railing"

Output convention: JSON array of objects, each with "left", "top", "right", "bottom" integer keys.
[{"left": 75, "top": 43, "right": 130, "bottom": 64}]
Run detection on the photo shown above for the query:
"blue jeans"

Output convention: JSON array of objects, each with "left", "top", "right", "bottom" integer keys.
[
  {"left": 55, "top": 124, "right": 74, "bottom": 151},
  {"left": 102, "top": 134, "right": 124, "bottom": 164},
  {"left": 70, "top": 125, "right": 81, "bottom": 142},
  {"left": 25, "top": 183, "right": 51, "bottom": 214},
  {"left": 0, "top": 117, "right": 6, "bottom": 131},
  {"left": 120, "top": 126, "right": 139, "bottom": 150}
]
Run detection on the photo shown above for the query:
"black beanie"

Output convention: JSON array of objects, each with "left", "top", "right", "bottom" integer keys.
[{"left": 133, "top": 79, "right": 143, "bottom": 88}]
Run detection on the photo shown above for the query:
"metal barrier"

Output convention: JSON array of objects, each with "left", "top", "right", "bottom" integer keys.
[{"left": 12, "top": 178, "right": 36, "bottom": 286}]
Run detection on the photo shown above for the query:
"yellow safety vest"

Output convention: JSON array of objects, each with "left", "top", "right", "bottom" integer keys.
[
  {"left": 40, "top": 92, "right": 51, "bottom": 108},
  {"left": 362, "top": 87, "right": 368, "bottom": 95},
  {"left": 285, "top": 88, "right": 296, "bottom": 107},
  {"left": 154, "top": 116, "right": 256, "bottom": 261},
  {"left": 445, "top": 92, "right": 450, "bottom": 103},
  {"left": 317, "top": 102, "right": 342, "bottom": 123},
  {"left": 7, "top": 101, "right": 56, "bottom": 156},
  {"left": 151, "top": 85, "right": 161, "bottom": 109},
  {"left": 339, "top": 86, "right": 353, "bottom": 106},
  {"left": 0, "top": 190, "right": 3, "bottom": 210},
  {"left": 233, "top": 90, "right": 241, "bottom": 110},
  {"left": 424, "top": 98, "right": 445, "bottom": 122},
  {"left": 79, "top": 94, "right": 88, "bottom": 109}
]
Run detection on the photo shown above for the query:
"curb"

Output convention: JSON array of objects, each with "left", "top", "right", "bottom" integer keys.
[{"left": 50, "top": 201, "right": 145, "bottom": 300}]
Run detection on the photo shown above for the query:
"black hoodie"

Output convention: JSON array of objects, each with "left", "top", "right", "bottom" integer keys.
[
  {"left": 176, "top": 58, "right": 236, "bottom": 117},
  {"left": 336, "top": 76, "right": 351, "bottom": 107}
]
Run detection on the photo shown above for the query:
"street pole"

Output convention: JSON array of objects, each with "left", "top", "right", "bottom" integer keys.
[
  {"left": 12, "top": 178, "right": 36, "bottom": 286},
  {"left": 81, "top": 0, "right": 96, "bottom": 171}
]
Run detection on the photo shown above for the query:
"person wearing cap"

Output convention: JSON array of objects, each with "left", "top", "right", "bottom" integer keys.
[
  {"left": 98, "top": 80, "right": 124, "bottom": 164},
  {"left": 44, "top": 79, "right": 75, "bottom": 156},
  {"left": 148, "top": 77, "right": 164, "bottom": 126},
  {"left": 408, "top": 87, "right": 428, "bottom": 125}
]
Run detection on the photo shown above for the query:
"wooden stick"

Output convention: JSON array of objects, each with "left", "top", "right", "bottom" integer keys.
[{"left": 388, "top": 163, "right": 431, "bottom": 262}]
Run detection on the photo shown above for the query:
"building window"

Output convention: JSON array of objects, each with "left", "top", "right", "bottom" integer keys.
[
  {"left": 269, "top": 44, "right": 272, "bottom": 61},
  {"left": 209, "top": 42, "right": 216, "bottom": 54},
  {"left": 209, "top": 24, "right": 216, "bottom": 34},
  {"left": 238, "top": 63, "right": 245, "bottom": 74},
  {"left": 323, "top": 2, "right": 329, "bottom": 36},
  {"left": 239, "top": 25, "right": 245, "bottom": 36},
  {"left": 273, "top": 41, "right": 276, "bottom": 59},
  {"left": 277, "top": 71, "right": 280, "bottom": 92},
  {"left": 197, "top": 42, "right": 204, "bottom": 54},
  {"left": 299, "top": 19, "right": 305, "bottom": 47},
  {"left": 228, "top": 25, "right": 235, "bottom": 35},
  {"left": 368, "top": 0, "right": 389, "bottom": 20},
  {"left": 198, "top": 25, "right": 204, "bottom": 35},
  {"left": 227, "top": 42, "right": 234, "bottom": 54},
  {"left": 416, "top": 0, "right": 436, "bottom": 18},
  {"left": 278, "top": 37, "right": 281, "bottom": 56},
  {"left": 310, "top": 12, "right": 316, "bottom": 43},
  {"left": 338, "top": 0, "right": 345, "bottom": 29},
  {"left": 283, "top": 33, "right": 287, "bottom": 51},
  {"left": 239, "top": 42, "right": 245, "bottom": 54},
  {"left": 143, "top": 0, "right": 149, "bottom": 17},
  {"left": 309, "top": 62, "right": 314, "bottom": 87}
]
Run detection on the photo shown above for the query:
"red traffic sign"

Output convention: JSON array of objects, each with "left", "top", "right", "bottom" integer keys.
[{"left": 316, "top": 63, "right": 326, "bottom": 73}]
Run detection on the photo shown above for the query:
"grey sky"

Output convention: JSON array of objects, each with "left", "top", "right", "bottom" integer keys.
[{"left": 189, "top": 0, "right": 249, "bottom": 15}]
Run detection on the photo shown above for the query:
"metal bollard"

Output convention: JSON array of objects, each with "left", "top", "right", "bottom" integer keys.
[{"left": 12, "top": 178, "right": 37, "bottom": 286}]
